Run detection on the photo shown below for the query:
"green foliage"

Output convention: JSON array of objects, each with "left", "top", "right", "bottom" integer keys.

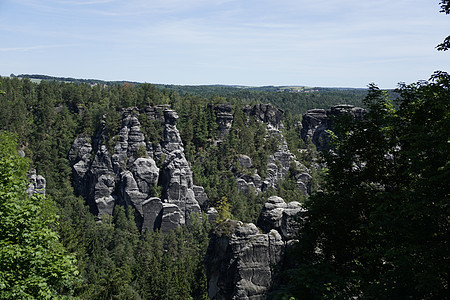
[
  {"left": 285, "top": 73, "right": 450, "bottom": 299},
  {"left": 0, "top": 75, "right": 345, "bottom": 298},
  {"left": 437, "top": 0, "right": 450, "bottom": 51},
  {"left": 215, "top": 196, "right": 232, "bottom": 222},
  {"left": 0, "top": 132, "right": 79, "bottom": 299}
]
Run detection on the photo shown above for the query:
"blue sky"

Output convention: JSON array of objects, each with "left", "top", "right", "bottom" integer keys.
[{"left": 1, "top": 0, "right": 449, "bottom": 88}]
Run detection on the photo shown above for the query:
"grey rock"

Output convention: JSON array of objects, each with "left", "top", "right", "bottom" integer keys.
[
  {"left": 237, "top": 154, "right": 253, "bottom": 169},
  {"left": 193, "top": 185, "right": 209, "bottom": 209},
  {"left": 243, "top": 103, "right": 284, "bottom": 129},
  {"left": 161, "top": 149, "right": 201, "bottom": 225},
  {"left": 26, "top": 169, "right": 46, "bottom": 196},
  {"left": 205, "top": 220, "right": 284, "bottom": 300},
  {"left": 120, "top": 171, "right": 147, "bottom": 215},
  {"left": 207, "top": 207, "right": 219, "bottom": 225},
  {"left": 94, "top": 173, "right": 115, "bottom": 199},
  {"left": 142, "top": 197, "right": 163, "bottom": 231},
  {"left": 257, "top": 196, "right": 305, "bottom": 240},
  {"left": 213, "top": 103, "right": 234, "bottom": 137},
  {"left": 281, "top": 201, "right": 305, "bottom": 240},
  {"left": 301, "top": 105, "right": 366, "bottom": 150},
  {"left": 131, "top": 157, "right": 159, "bottom": 194},
  {"left": 296, "top": 172, "right": 312, "bottom": 195},
  {"left": 160, "top": 203, "right": 182, "bottom": 234},
  {"left": 95, "top": 196, "right": 115, "bottom": 218},
  {"left": 257, "top": 196, "right": 287, "bottom": 234},
  {"left": 69, "top": 106, "right": 207, "bottom": 233}
]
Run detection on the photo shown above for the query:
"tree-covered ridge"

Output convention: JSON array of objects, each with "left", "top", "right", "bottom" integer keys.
[
  {"left": 281, "top": 72, "right": 449, "bottom": 299},
  {"left": 11, "top": 73, "right": 367, "bottom": 115}
]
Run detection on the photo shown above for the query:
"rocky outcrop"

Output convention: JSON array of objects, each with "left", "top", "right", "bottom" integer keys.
[
  {"left": 257, "top": 196, "right": 305, "bottom": 240},
  {"left": 301, "top": 104, "right": 366, "bottom": 150},
  {"left": 213, "top": 103, "right": 234, "bottom": 138},
  {"left": 69, "top": 106, "right": 209, "bottom": 231},
  {"left": 231, "top": 104, "right": 313, "bottom": 196},
  {"left": 205, "top": 220, "right": 284, "bottom": 300},
  {"left": 243, "top": 103, "right": 284, "bottom": 129},
  {"left": 26, "top": 169, "right": 46, "bottom": 196},
  {"left": 205, "top": 196, "right": 306, "bottom": 299}
]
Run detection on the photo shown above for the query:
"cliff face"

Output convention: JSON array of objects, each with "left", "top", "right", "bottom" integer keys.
[
  {"left": 301, "top": 104, "right": 366, "bottom": 150},
  {"left": 205, "top": 196, "right": 305, "bottom": 300},
  {"left": 225, "top": 103, "right": 313, "bottom": 197},
  {"left": 69, "top": 106, "right": 209, "bottom": 232}
]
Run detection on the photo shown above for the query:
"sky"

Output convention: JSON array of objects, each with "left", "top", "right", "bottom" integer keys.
[{"left": 0, "top": 0, "right": 449, "bottom": 88}]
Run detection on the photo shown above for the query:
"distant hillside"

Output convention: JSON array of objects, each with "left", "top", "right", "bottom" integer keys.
[{"left": 13, "top": 73, "right": 368, "bottom": 114}]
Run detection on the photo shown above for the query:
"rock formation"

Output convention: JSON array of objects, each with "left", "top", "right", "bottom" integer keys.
[
  {"left": 69, "top": 106, "right": 209, "bottom": 232},
  {"left": 257, "top": 196, "right": 305, "bottom": 240},
  {"left": 301, "top": 104, "right": 366, "bottom": 150},
  {"left": 26, "top": 169, "right": 46, "bottom": 196},
  {"left": 230, "top": 104, "right": 313, "bottom": 196},
  {"left": 205, "top": 196, "right": 305, "bottom": 299},
  {"left": 213, "top": 103, "right": 234, "bottom": 138},
  {"left": 243, "top": 103, "right": 284, "bottom": 130},
  {"left": 205, "top": 220, "right": 284, "bottom": 300}
]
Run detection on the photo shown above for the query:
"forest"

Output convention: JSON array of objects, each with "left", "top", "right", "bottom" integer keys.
[
  {"left": 0, "top": 1, "right": 448, "bottom": 298},
  {"left": 1, "top": 69, "right": 448, "bottom": 299},
  {"left": 0, "top": 75, "right": 369, "bottom": 299}
]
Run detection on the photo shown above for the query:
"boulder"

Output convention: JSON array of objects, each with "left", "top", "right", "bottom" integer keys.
[{"left": 131, "top": 157, "right": 159, "bottom": 194}]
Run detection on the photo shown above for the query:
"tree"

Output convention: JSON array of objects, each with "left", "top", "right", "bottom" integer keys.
[
  {"left": 437, "top": 0, "right": 450, "bottom": 51},
  {"left": 0, "top": 132, "right": 78, "bottom": 299},
  {"left": 287, "top": 73, "right": 449, "bottom": 299}
]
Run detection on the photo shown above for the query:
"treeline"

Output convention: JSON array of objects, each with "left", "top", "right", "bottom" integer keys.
[
  {"left": 11, "top": 74, "right": 368, "bottom": 115},
  {"left": 0, "top": 76, "right": 341, "bottom": 298}
]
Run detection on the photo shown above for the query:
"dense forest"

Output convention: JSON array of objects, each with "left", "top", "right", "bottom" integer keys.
[
  {"left": 0, "top": 1, "right": 448, "bottom": 298},
  {"left": 0, "top": 75, "right": 369, "bottom": 298},
  {"left": 1, "top": 69, "right": 448, "bottom": 299}
]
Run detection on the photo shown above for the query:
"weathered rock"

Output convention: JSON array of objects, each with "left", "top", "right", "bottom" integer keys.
[
  {"left": 213, "top": 103, "right": 234, "bottom": 138},
  {"left": 71, "top": 106, "right": 208, "bottom": 231},
  {"left": 243, "top": 103, "right": 284, "bottom": 129},
  {"left": 160, "top": 149, "right": 202, "bottom": 225},
  {"left": 207, "top": 207, "right": 219, "bottom": 225},
  {"left": 281, "top": 201, "right": 305, "bottom": 240},
  {"left": 257, "top": 196, "right": 287, "bottom": 234},
  {"left": 237, "top": 154, "right": 253, "bottom": 169},
  {"left": 296, "top": 172, "right": 312, "bottom": 195},
  {"left": 205, "top": 220, "right": 284, "bottom": 300},
  {"left": 68, "top": 136, "right": 92, "bottom": 196},
  {"left": 95, "top": 196, "right": 115, "bottom": 218},
  {"left": 26, "top": 169, "right": 46, "bottom": 196},
  {"left": 193, "top": 185, "right": 209, "bottom": 210},
  {"left": 142, "top": 197, "right": 163, "bottom": 231},
  {"left": 160, "top": 203, "right": 182, "bottom": 234},
  {"left": 131, "top": 157, "right": 159, "bottom": 195},
  {"left": 162, "top": 109, "right": 184, "bottom": 153},
  {"left": 263, "top": 128, "right": 297, "bottom": 190},
  {"left": 301, "top": 105, "right": 366, "bottom": 150},
  {"left": 257, "top": 196, "right": 305, "bottom": 240}
]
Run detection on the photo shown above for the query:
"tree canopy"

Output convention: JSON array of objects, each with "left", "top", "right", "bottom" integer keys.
[
  {"left": 0, "top": 132, "right": 79, "bottom": 299},
  {"left": 283, "top": 72, "right": 449, "bottom": 299}
]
